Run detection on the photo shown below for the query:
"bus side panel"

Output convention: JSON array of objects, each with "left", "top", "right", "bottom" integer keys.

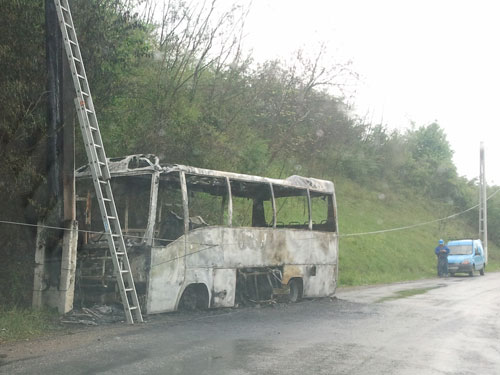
[
  {"left": 212, "top": 268, "right": 236, "bottom": 307},
  {"left": 146, "top": 227, "right": 338, "bottom": 313},
  {"left": 302, "top": 265, "right": 337, "bottom": 298},
  {"left": 283, "top": 230, "right": 337, "bottom": 265},
  {"left": 182, "top": 228, "right": 234, "bottom": 308},
  {"left": 179, "top": 227, "right": 336, "bottom": 269},
  {"left": 184, "top": 227, "right": 224, "bottom": 268},
  {"left": 146, "top": 240, "right": 186, "bottom": 314},
  {"left": 218, "top": 227, "right": 337, "bottom": 268},
  {"left": 220, "top": 227, "right": 268, "bottom": 267}
]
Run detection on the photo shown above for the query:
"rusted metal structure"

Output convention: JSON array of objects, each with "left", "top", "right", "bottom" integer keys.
[{"left": 75, "top": 155, "right": 339, "bottom": 312}]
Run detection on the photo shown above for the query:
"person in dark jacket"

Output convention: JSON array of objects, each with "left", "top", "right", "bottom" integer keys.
[{"left": 435, "top": 239, "right": 450, "bottom": 277}]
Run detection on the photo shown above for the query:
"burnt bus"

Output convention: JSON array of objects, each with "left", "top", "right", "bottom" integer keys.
[{"left": 75, "top": 154, "right": 339, "bottom": 312}]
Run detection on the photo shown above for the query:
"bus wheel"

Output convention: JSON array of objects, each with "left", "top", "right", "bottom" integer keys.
[
  {"left": 480, "top": 266, "right": 485, "bottom": 276},
  {"left": 179, "top": 284, "right": 209, "bottom": 311},
  {"left": 288, "top": 279, "right": 303, "bottom": 303}
]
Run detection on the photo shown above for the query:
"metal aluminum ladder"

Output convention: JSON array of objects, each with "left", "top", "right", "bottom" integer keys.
[{"left": 53, "top": 0, "right": 143, "bottom": 324}]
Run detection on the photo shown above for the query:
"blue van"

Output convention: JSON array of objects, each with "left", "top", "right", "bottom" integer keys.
[{"left": 447, "top": 239, "right": 485, "bottom": 277}]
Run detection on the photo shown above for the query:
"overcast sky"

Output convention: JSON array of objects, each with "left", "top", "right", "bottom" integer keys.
[{"left": 217, "top": 0, "right": 499, "bottom": 184}]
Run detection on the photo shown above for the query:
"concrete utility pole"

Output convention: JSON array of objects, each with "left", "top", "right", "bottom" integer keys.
[
  {"left": 33, "top": 0, "right": 77, "bottom": 314},
  {"left": 59, "top": 55, "right": 78, "bottom": 314},
  {"left": 33, "top": 0, "right": 64, "bottom": 310},
  {"left": 479, "top": 142, "right": 488, "bottom": 263}
]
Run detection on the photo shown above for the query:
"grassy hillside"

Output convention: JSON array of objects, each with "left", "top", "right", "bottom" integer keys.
[{"left": 336, "top": 177, "right": 500, "bottom": 286}]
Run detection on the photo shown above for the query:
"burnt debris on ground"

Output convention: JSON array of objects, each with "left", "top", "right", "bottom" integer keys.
[{"left": 61, "top": 305, "right": 126, "bottom": 325}]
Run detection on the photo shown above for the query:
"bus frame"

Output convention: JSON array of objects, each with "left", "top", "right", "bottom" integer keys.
[{"left": 75, "top": 154, "right": 339, "bottom": 313}]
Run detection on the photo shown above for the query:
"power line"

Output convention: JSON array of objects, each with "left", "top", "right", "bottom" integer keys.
[
  {"left": 1, "top": 185, "right": 500, "bottom": 263},
  {"left": 0, "top": 219, "right": 214, "bottom": 246},
  {"left": 339, "top": 186, "right": 500, "bottom": 238},
  {"left": 338, "top": 205, "right": 477, "bottom": 238}
]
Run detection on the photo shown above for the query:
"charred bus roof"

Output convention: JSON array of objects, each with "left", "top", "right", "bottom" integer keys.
[{"left": 75, "top": 154, "right": 335, "bottom": 195}]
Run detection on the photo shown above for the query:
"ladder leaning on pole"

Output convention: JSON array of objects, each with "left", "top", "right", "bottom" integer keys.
[{"left": 53, "top": 0, "right": 143, "bottom": 324}]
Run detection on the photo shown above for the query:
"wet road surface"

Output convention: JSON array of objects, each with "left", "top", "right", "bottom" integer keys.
[{"left": 2, "top": 273, "right": 500, "bottom": 374}]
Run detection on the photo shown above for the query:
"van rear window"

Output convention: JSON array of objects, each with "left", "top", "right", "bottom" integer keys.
[{"left": 448, "top": 245, "right": 473, "bottom": 255}]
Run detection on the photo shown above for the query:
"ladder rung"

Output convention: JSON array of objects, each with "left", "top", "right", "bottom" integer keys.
[
  {"left": 116, "top": 252, "right": 125, "bottom": 256},
  {"left": 81, "top": 256, "right": 112, "bottom": 261},
  {"left": 129, "top": 306, "right": 138, "bottom": 311},
  {"left": 98, "top": 180, "right": 108, "bottom": 184},
  {"left": 77, "top": 73, "right": 85, "bottom": 80},
  {"left": 89, "top": 126, "right": 97, "bottom": 131},
  {"left": 108, "top": 216, "right": 117, "bottom": 220},
  {"left": 121, "top": 269, "right": 130, "bottom": 274},
  {"left": 79, "top": 275, "right": 113, "bottom": 281},
  {"left": 102, "top": 198, "right": 111, "bottom": 202},
  {"left": 73, "top": 57, "right": 81, "bottom": 63},
  {"left": 60, "top": 5, "right": 69, "bottom": 12},
  {"left": 82, "top": 91, "right": 89, "bottom": 97},
  {"left": 95, "top": 144, "right": 102, "bottom": 149},
  {"left": 64, "top": 22, "right": 73, "bottom": 30},
  {"left": 69, "top": 40, "right": 77, "bottom": 46},
  {"left": 125, "top": 288, "right": 133, "bottom": 292},
  {"left": 85, "top": 108, "right": 94, "bottom": 114}
]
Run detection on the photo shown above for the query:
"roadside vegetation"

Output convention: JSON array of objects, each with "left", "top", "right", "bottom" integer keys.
[
  {"left": 337, "top": 177, "right": 500, "bottom": 286},
  {"left": 0, "top": 307, "right": 61, "bottom": 344},
  {"left": 1, "top": 0, "right": 500, "bottom": 339}
]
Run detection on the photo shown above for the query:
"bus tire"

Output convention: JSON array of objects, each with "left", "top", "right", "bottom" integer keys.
[
  {"left": 480, "top": 265, "right": 485, "bottom": 276},
  {"left": 288, "top": 278, "right": 303, "bottom": 303},
  {"left": 178, "top": 284, "right": 209, "bottom": 311}
]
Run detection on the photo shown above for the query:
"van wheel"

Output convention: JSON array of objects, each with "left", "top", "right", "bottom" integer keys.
[
  {"left": 288, "top": 279, "right": 303, "bottom": 303},
  {"left": 480, "top": 266, "right": 485, "bottom": 276}
]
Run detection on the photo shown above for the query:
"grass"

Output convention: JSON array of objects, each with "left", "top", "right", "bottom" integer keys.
[
  {"left": 335, "top": 177, "right": 500, "bottom": 286},
  {"left": 376, "top": 287, "right": 440, "bottom": 303},
  {"left": 0, "top": 307, "right": 61, "bottom": 344}
]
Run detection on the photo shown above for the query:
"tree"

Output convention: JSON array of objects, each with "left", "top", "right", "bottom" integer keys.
[{"left": 400, "top": 123, "right": 458, "bottom": 199}]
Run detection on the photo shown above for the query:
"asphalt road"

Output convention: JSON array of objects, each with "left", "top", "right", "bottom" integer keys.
[{"left": 2, "top": 273, "right": 500, "bottom": 374}]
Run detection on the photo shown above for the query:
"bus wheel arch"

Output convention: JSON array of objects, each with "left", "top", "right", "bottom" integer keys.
[
  {"left": 288, "top": 278, "right": 303, "bottom": 303},
  {"left": 178, "top": 283, "right": 210, "bottom": 311}
]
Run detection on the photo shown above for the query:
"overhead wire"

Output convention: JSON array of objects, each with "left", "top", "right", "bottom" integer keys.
[
  {"left": 340, "top": 185, "right": 500, "bottom": 238},
  {"left": 0, "top": 219, "right": 215, "bottom": 246},
  {"left": 1, "top": 185, "right": 500, "bottom": 265}
]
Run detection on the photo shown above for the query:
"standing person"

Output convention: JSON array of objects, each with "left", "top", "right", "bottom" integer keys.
[{"left": 435, "top": 239, "right": 450, "bottom": 277}]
